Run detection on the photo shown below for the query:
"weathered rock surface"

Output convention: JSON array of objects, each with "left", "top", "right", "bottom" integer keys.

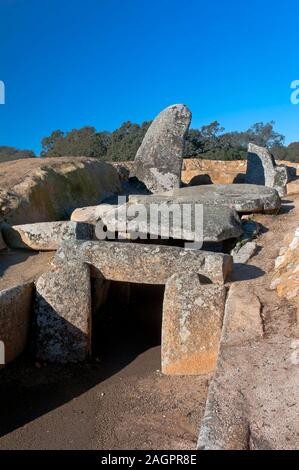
[
  {"left": 232, "top": 240, "right": 258, "bottom": 264},
  {"left": 0, "top": 283, "right": 33, "bottom": 364},
  {"left": 245, "top": 143, "right": 288, "bottom": 197},
  {"left": 71, "top": 204, "right": 118, "bottom": 225},
  {"left": 271, "top": 227, "right": 299, "bottom": 301},
  {"left": 130, "top": 104, "right": 191, "bottom": 192},
  {"left": 162, "top": 272, "right": 226, "bottom": 375},
  {"left": 35, "top": 261, "right": 91, "bottom": 363},
  {"left": 100, "top": 202, "right": 243, "bottom": 243},
  {"left": 2, "top": 221, "right": 93, "bottom": 250},
  {"left": 0, "top": 157, "right": 121, "bottom": 225},
  {"left": 129, "top": 183, "right": 281, "bottom": 214},
  {"left": 54, "top": 240, "right": 233, "bottom": 284},
  {"left": 221, "top": 284, "right": 263, "bottom": 346}
]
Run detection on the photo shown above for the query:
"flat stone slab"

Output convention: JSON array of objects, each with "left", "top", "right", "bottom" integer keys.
[
  {"left": 35, "top": 261, "right": 91, "bottom": 363},
  {"left": 2, "top": 221, "right": 93, "bottom": 250},
  {"left": 71, "top": 204, "right": 118, "bottom": 225},
  {"left": 129, "top": 184, "right": 281, "bottom": 214},
  {"left": 100, "top": 202, "right": 243, "bottom": 243},
  {"left": 162, "top": 272, "right": 226, "bottom": 375},
  {"left": 130, "top": 104, "right": 191, "bottom": 192},
  {"left": 54, "top": 240, "right": 233, "bottom": 284}
]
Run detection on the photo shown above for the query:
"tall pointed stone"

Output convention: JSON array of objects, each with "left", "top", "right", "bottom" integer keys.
[{"left": 130, "top": 104, "right": 191, "bottom": 192}]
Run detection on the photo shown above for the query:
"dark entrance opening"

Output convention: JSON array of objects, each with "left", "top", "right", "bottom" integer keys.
[{"left": 91, "top": 280, "right": 165, "bottom": 369}]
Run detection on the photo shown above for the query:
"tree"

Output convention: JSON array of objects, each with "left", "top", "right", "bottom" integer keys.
[
  {"left": 286, "top": 142, "right": 299, "bottom": 162},
  {"left": 0, "top": 146, "right": 35, "bottom": 162},
  {"left": 105, "top": 121, "right": 151, "bottom": 161}
]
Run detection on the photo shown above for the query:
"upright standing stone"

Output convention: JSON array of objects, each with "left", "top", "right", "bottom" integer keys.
[
  {"left": 162, "top": 272, "right": 226, "bottom": 375},
  {"left": 130, "top": 104, "right": 191, "bottom": 192},
  {"left": 245, "top": 143, "right": 288, "bottom": 197},
  {"left": 35, "top": 261, "right": 91, "bottom": 363}
]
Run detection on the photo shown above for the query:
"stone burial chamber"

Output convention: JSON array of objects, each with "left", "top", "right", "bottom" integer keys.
[{"left": 34, "top": 240, "right": 232, "bottom": 373}]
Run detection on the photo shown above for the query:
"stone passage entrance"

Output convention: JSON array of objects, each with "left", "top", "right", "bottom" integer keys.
[{"left": 34, "top": 240, "right": 231, "bottom": 374}]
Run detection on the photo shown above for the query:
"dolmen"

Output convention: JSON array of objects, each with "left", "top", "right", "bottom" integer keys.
[{"left": 34, "top": 240, "right": 232, "bottom": 375}]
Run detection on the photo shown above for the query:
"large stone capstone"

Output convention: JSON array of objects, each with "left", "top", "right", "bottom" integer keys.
[
  {"left": 130, "top": 104, "right": 191, "bottom": 192},
  {"left": 54, "top": 240, "right": 233, "bottom": 284},
  {"left": 2, "top": 221, "right": 93, "bottom": 250},
  {"left": 245, "top": 143, "right": 288, "bottom": 197},
  {"left": 100, "top": 202, "right": 243, "bottom": 243},
  {"left": 129, "top": 183, "right": 281, "bottom": 214}
]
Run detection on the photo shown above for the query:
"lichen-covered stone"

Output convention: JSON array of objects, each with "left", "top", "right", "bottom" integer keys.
[
  {"left": 54, "top": 240, "right": 233, "bottom": 285},
  {"left": 0, "top": 283, "right": 33, "bottom": 364},
  {"left": 162, "top": 272, "right": 226, "bottom": 375},
  {"left": 130, "top": 104, "right": 191, "bottom": 192},
  {"left": 35, "top": 262, "right": 91, "bottom": 363},
  {"left": 129, "top": 183, "right": 281, "bottom": 214},
  {"left": 221, "top": 284, "right": 263, "bottom": 347},
  {"left": 100, "top": 202, "right": 243, "bottom": 243},
  {"left": 71, "top": 204, "right": 118, "bottom": 225},
  {"left": 245, "top": 143, "right": 288, "bottom": 197},
  {"left": 3, "top": 221, "right": 93, "bottom": 250}
]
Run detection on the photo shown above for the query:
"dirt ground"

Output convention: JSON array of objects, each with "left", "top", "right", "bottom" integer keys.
[{"left": 0, "top": 195, "right": 298, "bottom": 450}]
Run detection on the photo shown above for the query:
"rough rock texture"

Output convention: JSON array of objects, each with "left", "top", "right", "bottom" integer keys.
[
  {"left": 130, "top": 104, "right": 191, "bottom": 192},
  {"left": 2, "top": 221, "right": 93, "bottom": 250},
  {"left": 129, "top": 184, "right": 281, "bottom": 214},
  {"left": 271, "top": 227, "right": 299, "bottom": 302},
  {"left": 0, "top": 157, "right": 121, "bottom": 225},
  {"left": 162, "top": 272, "right": 226, "bottom": 375},
  {"left": 0, "top": 229, "right": 6, "bottom": 250},
  {"left": 232, "top": 241, "right": 258, "bottom": 264},
  {"left": 0, "top": 283, "right": 33, "bottom": 364},
  {"left": 221, "top": 284, "right": 264, "bottom": 347},
  {"left": 100, "top": 202, "right": 243, "bottom": 243},
  {"left": 35, "top": 262, "right": 91, "bottom": 363},
  {"left": 54, "top": 240, "right": 233, "bottom": 285},
  {"left": 181, "top": 159, "right": 247, "bottom": 185},
  {"left": 71, "top": 204, "right": 118, "bottom": 225},
  {"left": 246, "top": 143, "right": 288, "bottom": 197}
]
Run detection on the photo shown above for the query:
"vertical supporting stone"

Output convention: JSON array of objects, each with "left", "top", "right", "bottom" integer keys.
[
  {"left": 35, "top": 261, "right": 91, "bottom": 363},
  {"left": 0, "top": 283, "right": 33, "bottom": 365},
  {"left": 162, "top": 272, "right": 226, "bottom": 375}
]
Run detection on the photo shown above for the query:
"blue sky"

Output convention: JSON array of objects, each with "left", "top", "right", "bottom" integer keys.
[{"left": 0, "top": 0, "right": 298, "bottom": 155}]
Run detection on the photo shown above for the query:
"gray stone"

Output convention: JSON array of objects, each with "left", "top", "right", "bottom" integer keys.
[
  {"left": 54, "top": 240, "right": 233, "bottom": 285},
  {"left": 221, "top": 283, "right": 264, "bottom": 347},
  {"left": 0, "top": 283, "right": 33, "bottom": 364},
  {"left": 162, "top": 272, "right": 226, "bottom": 375},
  {"left": 130, "top": 104, "right": 191, "bottom": 192},
  {"left": 129, "top": 183, "right": 281, "bottom": 214},
  {"left": 35, "top": 261, "right": 91, "bottom": 363},
  {"left": 3, "top": 221, "right": 93, "bottom": 250},
  {"left": 100, "top": 202, "right": 243, "bottom": 243},
  {"left": 245, "top": 143, "right": 288, "bottom": 197},
  {"left": 71, "top": 204, "right": 118, "bottom": 225},
  {"left": 232, "top": 241, "right": 258, "bottom": 264}
]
